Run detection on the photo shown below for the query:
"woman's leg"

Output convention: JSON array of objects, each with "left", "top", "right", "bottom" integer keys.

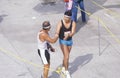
[
  {"left": 68, "top": 46, "right": 72, "bottom": 53},
  {"left": 60, "top": 44, "right": 65, "bottom": 67},
  {"left": 61, "top": 45, "right": 72, "bottom": 78},
  {"left": 60, "top": 44, "right": 72, "bottom": 70}
]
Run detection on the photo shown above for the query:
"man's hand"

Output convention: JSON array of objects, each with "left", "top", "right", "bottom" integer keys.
[
  {"left": 55, "top": 33, "right": 59, "bottom": 38},
  {"left": 50, "top": 47, "right": 55, "bottom": 52}
]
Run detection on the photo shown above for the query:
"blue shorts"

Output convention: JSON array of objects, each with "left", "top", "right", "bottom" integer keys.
[{"left": 59, "top": 39, "right": 73, "bottom": 46}]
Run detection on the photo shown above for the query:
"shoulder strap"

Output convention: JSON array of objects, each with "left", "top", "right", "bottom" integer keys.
[
  {"left": 61, "top": 20, "right": 64, "bottom": 26},
  {"left": 70, "top": 20, "right": 73, "bottom": 29}
]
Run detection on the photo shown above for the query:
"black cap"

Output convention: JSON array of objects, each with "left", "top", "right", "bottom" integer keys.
[{"left": 64, "top": 10, "right": 72, "bottom": 17}]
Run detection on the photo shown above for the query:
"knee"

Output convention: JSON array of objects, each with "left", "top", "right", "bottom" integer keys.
[
  {"left": 64, "top": 55, "right": 69, "bottom": 61},
  {"left": 44, "top": 64, "right": 50, "bottom": 69},
  {"left": 44, "top": 64, "right": 50, "bottom": 67}
]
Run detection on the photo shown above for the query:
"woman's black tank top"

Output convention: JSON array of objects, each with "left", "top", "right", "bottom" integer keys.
[{"left": 59, "top": 20, "right": 73, "bottom": 40}]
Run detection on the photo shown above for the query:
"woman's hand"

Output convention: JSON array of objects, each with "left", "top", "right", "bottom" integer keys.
[{"left": 64, "top": 33, "right": 69, "bottom": 40}]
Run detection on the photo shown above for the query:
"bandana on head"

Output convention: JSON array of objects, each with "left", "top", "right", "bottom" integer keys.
[
  {"left": 64, "top": 10, "right": 72, "bottom": 17},
  {"left": 64, "top": 15, "right": 71, "bottom": 18},
  {"left": 43, "top": 25, "right": 51, "bottom": 29},
  {"left": 42, "top": 21, "right": 51, "bottom": 30}
]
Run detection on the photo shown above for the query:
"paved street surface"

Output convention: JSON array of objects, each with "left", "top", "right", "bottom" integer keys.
[{"left": 0, "top": 0, "right": 120, "bottom": 78}]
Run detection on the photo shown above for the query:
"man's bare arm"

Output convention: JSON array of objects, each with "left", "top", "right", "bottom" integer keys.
[{"left": 41, "top": 33, "right": 58, "bottom": 43}]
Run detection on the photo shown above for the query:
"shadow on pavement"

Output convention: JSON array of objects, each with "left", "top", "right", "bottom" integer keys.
[
  {"left": 75, "top": 21, "right": 87, "bottom": 33},
  {"left": 0, "top": 14, "right": 8, "bottom": 23},
  {"left": 69, "top": 54, "right": 93, "bottom": 75},
  {"left": 33, "top": 1, "right": 65, "bottom": 15},
  {"left": 49, "top": 72, "right": 60, "bottom": 78},
  {"left": 0, "top": 16, "right": 3, "bottom": 23},
  {"left": 49, "top": 54, "right": 93, "bottom": 78}
]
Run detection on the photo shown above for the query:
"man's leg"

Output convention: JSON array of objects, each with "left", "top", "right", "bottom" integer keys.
[
  {"left": 72, "top": 2, "right": 78, "bottom": 22},
  {"left": 43, "top": 64, "right": 50, "bottom": 78},
  {"left": 39, "top": 49, "right": 50, "bottom": 78},
  {"left": 79, "top": 1, "right": 86, "bottom": 22}
]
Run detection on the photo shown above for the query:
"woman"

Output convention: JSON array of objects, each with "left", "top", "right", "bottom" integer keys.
[{"left": 56, "top": 10, "right": 76, "bottom": 78}]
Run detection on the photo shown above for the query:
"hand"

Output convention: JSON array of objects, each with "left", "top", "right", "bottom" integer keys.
[
  {"left": 55, "top": 33, "right": 59, "bottom": 37},
  {"left": 64, "top": 33, "right": 69, "bottom": 40},
  {"left": 50, "top": 48, "right": 55, "bottom": 52}
]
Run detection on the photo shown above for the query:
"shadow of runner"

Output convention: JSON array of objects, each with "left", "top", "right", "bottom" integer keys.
[
  {"left": 49, "top": 71, "right": 61, "bottom": 78},
  {"left": 69, "top": 54, "right": 93, "bottom": 75},
  {"left": 49, "top": 54, "right": 93, "bottom": 78}
]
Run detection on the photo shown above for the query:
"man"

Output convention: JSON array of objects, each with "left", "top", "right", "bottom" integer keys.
[
  {"left": 72, "top": 0, "right": 86, "bottom": 22},
  {"left": 37, "top": 21, "right": 58, "bottom": 78},
  {"left": 56, "top": 10, "right": 76, "bottom": 78}
]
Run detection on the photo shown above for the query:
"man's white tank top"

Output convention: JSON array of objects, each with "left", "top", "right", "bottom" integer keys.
[{"left": 37, "top": 32, "right": 47, "bottom": 50}]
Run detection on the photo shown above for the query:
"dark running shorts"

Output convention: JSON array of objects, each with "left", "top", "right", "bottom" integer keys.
[{"left": 38, "top": 49, "right": 50, "bottom": 64}]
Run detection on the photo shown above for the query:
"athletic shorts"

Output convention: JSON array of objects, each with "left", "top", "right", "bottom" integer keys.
[
  {"left": 59, "top": 39, "right": 73, "bottom": 46},
  {"left": 38, "top": 49, "right": 50, "bottom": 64}
]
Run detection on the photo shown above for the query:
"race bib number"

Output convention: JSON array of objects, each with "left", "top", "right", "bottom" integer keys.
[{"left": 64, "top": 31, "right": 70, "bottom": 36}]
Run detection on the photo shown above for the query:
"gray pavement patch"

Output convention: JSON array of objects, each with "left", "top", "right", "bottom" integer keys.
[
  {"left": 0, "top": 16, "right": 3, "bottom": 23},
  {"left": 41, "top": 2, "right": 56, "bottom": 6},
  {"left": 85, "top": 0, "right": 107, "bottom": 15},
  {"left": 17, "top": 72, "right": 28, "bottom": 76},
  {"left": 104, "top": 4, "right": 120, "bottom": 9},
  {"left": 33, "top": 2, "right": 65, "bottom": 14},
  {"left": 69, "top": 54, "right": 93, "bottom": 75}
]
